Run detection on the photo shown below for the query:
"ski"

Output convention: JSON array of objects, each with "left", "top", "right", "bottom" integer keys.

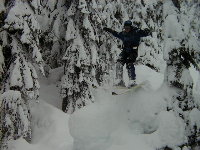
[{"left": 112, "top": 81, "right": 147, "bottom": 95}]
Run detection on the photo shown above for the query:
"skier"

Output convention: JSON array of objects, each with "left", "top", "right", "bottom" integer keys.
[{"left": 103, "top": 20, "right": 151, "bottom": 88}]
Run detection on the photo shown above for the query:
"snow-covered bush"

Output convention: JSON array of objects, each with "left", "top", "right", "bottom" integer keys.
[{"left": 155, "top": 111, "right": 187, "bottom": 148}]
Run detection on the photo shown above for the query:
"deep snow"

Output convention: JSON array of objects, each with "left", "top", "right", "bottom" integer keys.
[{"left": 7, "top": 65, "right": 199, "bottom": 150}]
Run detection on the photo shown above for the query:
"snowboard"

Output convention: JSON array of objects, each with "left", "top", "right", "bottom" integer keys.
[{"left": 112, "top": 81, "right": 147, "bottom": 95}]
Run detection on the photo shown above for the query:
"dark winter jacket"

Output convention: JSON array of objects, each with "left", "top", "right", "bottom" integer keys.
[{"left": 104, "top": 27, "right": 150, "bottom": 53}]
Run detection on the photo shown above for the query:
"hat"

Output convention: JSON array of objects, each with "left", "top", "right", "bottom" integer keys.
[{"left": 124, "top": 20, "right": 132, "bottom": 27}]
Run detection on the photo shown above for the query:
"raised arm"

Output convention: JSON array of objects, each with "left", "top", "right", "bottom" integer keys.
[
  {"left": 103, "top": 27, "right": 123, "bottom": 40},
  {"left": 136, "top": 28, "right": 151, "bottom": 37}
]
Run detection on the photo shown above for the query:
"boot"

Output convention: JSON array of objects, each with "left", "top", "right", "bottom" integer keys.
[{"left": 127, "top": 80, "right": 137, "bottom": 88}]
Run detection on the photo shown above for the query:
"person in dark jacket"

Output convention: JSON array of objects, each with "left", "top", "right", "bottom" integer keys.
[{"left": 103, "top": 20, "right": 151, "bottom": 87}]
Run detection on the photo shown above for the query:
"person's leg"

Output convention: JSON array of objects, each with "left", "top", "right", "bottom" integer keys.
[
  {"left": 126, "top": 51, "right": 137, "bottom": 87},
  {"left": 126, "top": 63, "right": 136, "bottom": 80},
  {"left": 126, "top": 63, "right": 137, "bottom": 88}
]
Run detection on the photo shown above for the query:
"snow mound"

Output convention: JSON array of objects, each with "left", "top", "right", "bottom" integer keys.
[
  {"left": 8, "top": 101, "right": 73, "bottom": 150},
  {"left": 145, "top": 111, "right": 186, "bottom": 149},
  {"left": 7, "top": 65, "right": 200, "bottom": 150},
  {"left": 69, "top": 86, "right": 170, "bottom": 150}
]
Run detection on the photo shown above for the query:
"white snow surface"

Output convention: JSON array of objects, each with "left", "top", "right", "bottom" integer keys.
[{"left": 7, "top": 65, "right": 199, "bottom": 150}]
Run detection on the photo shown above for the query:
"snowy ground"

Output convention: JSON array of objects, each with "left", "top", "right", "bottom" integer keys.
[{"left": 7, "top": 65, "right": 199, "bottom": 150}]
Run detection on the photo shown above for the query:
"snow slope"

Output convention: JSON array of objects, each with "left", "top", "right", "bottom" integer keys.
[
  {"left": 7, "top": 67, "right": 73, "bottom": 150},
  {"left": 8, "top": 101, "right": 73, "bottom": 150},
  {"left": 7, "top": 65, "right": 199, "bottom": 150}
]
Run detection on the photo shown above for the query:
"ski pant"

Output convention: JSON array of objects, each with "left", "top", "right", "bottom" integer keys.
[{"left": 117, "top": 49, "right": 137, "bottom": 80}]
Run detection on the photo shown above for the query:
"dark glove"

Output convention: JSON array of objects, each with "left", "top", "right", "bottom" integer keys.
[{"left": 103, "top": 27, "right": 113, "bottom": 33}]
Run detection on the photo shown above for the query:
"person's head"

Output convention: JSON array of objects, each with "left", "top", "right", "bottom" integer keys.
[{"left": 124, "top": 20, "right": 132, "bottom": 33}]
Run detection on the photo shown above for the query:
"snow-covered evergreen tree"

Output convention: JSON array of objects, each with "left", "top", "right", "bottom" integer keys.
[
  {"left": 3, "top": 0, "right": 43, "bottom": 69},
  {"left": 0, "top": 41, "right": 40, "bottom": 149},
  {"left": 0, "top": 0, "right": 5, "bottom": 89},
  {"left": 61, "top": 0, "right": 95, "bottom": 113},
  {"left": 101, "top": 0, "right": 129, "bottom": 85},
  {"left": 137, "top": 0, "right": 165, "bottom": 72},
  {"left": 124, "top": 0, "right": 165, "bottom": 72},
  {"left": 0, "top": 44, "right": 4, "bottom": 88},
  {"left": 0, "top": 0, "right": 199, "bottom": 149},
  {"left": 163, "top": 0, "right": 200, "bottom": 148},
  {"left": 88, "top": 0, "right": 105, "bottom": 85},
  {"left": 2, "top": 37, "right": 40, "bottom": 100},
  {"left": 61, "top": 0, "right": 132, "bottom": 113},
  {"left": 2, "top": 0, "right": 41, "bottom": 96},
  {"left": 0, "top": 0, "right": 41, "bottom": 148},
  {"left": 36, "top": 0, "right": 67, "bottom": 69}
]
